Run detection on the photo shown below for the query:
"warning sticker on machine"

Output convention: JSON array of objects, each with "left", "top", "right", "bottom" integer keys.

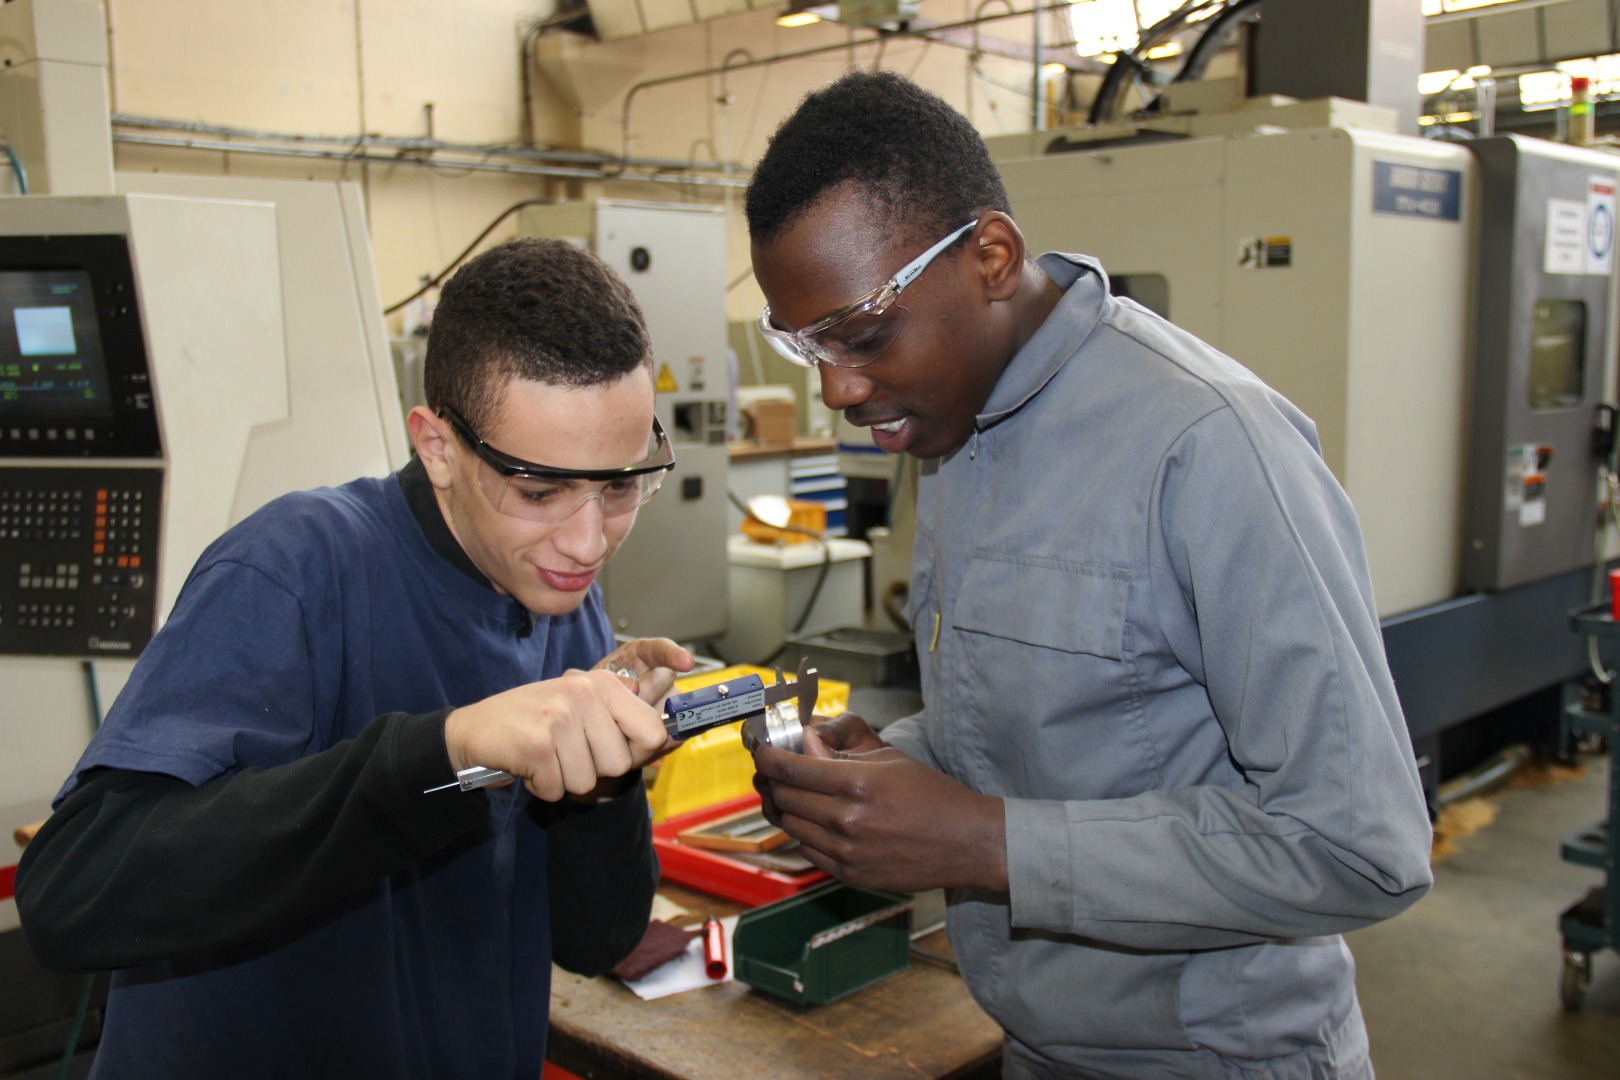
[
  {"left": 655, "top": 362, "right": 678, "bottom": 393},
  {"left": 1238, "top": 236, "right": 1292, "bottom": 269},
  {"left": 1505, "top": 444, "right": 1549, "bottom": 527}
]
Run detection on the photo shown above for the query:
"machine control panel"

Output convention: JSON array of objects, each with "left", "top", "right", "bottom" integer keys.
[{"left": 0, "top": 465, "right": 163, "bottom": 657}]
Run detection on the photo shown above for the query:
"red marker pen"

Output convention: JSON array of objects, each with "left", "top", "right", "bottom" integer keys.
[{"left": 703, "top": 915, "right": 726, "bottom": 980}]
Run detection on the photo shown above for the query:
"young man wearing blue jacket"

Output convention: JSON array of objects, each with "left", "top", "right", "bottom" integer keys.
[{"left": 18, "top": 237, "right": 690, "bottom": 1078}]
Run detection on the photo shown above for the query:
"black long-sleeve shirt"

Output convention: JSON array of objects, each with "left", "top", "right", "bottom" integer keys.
[{"left": 19, "top": 713, "right": 655, "bottom": 977}]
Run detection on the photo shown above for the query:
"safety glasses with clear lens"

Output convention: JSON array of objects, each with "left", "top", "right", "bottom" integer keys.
[
  {"left": 757, "top": 219, "right": 977, "bottom": 370},
  {"left": 439, "top": 406, "right": 675, "bottom": 523}
]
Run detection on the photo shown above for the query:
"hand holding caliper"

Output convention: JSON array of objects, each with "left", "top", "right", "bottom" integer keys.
[{"left": 429, "top": 654, "right": 818, "bottom": 797}]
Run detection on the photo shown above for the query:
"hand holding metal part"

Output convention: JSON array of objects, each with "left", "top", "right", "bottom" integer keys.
[
  {"left": 428, "top": 657, "right": 818, "bottom": 794},
  {"left": 750, "top": 714, "right": 1012, "bottom": 895}
]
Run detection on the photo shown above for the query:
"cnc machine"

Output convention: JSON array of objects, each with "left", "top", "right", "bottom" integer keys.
[{"left": 986, "top": 98, "right": 1620, "bottom": 787}]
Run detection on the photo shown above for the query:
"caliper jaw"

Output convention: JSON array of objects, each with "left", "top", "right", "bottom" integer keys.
[{"left": 740, "top": 655, "right": 816, "bottom": 754}]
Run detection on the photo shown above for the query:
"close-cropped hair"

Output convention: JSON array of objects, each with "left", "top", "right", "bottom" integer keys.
[
  {"left": 745, "top": 70, "right": 1012, "bottom": 249},
  {"left": 423, "top": 236, "right": 652, "bottom": 434}
]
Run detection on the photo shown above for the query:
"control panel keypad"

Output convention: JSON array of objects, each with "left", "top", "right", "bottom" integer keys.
[
  {"left": 92, "top": 486, "right": 147, "bottom": 570},
  {"left": 1, "top": 491, "right": 85, "bottom": 542},
  {"left": 0, "top": 467, "right": 162, "bottom": 657}
]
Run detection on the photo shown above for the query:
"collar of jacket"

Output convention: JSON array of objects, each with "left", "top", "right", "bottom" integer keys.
[{"left": 975, "top": 252, "right": 1111, "bottom": 433}]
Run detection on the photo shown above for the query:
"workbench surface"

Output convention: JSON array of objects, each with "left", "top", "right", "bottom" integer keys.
[{"left": 546, "top": 885, "right": 1003, "bottom": 1079}]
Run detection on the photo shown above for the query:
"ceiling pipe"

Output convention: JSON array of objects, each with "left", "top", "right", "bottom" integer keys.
[
  {"left": 109, "top": 113, "right": 743, "bottom": 187},
  {"left": 111, "top": 132, "right": 747, "bottom": 188}
]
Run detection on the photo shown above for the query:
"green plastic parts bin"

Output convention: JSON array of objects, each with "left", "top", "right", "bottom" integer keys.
[{"left": 733, "top": 882, "right": 914, "bottom": 1006}]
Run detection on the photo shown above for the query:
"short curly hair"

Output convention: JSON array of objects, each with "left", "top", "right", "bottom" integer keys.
[
  {"left": 423, "top": 236, "right": 651, "bottom": 434},
  {"left": 746, "top": 71, "right": 1011, "bottom": 249}
]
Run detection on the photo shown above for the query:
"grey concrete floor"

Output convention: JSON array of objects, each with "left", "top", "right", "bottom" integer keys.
[{"left": 1349, "top": 751, "right": 1618, "bottom": 1080}]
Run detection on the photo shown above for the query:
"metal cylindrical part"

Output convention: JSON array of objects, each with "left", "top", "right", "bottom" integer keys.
[
  {"left": 739, "top": 691, "right": 807, "bottom": 754},
  {"left": 760, "top": 698, "right": 805, "bottom": 754}
]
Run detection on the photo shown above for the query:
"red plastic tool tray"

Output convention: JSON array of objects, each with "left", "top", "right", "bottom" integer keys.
[{"left": 654, "top": 793, "right": 829, "bottom": 906}]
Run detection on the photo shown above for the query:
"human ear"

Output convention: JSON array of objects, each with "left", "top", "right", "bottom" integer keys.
[
  {"left": 974, "top": 212, "right": 1027, "bottom": 303},
  {"left": 406, "top": 406, "right": 455, "bottom": 490}
]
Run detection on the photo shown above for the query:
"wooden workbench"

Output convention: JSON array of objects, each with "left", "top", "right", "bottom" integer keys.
[{"left": 545, "top": 883, "right": 1004, "bottom": 1080}]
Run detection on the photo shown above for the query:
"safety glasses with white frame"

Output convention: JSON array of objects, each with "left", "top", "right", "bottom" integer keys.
[{"left": 756, "top": 219, "right": 978, "bottom": 370}]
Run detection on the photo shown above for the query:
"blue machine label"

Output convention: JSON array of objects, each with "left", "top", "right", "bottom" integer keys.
[
  {"left": 1373, "top": 162, "right": 1462, "bottom": 221},
  {"left": 665, "top": 675, "right": 767, "bottom": 735}
]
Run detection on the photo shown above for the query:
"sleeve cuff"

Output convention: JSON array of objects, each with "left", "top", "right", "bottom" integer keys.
[
  {"left": 385, "top": 708, "right": 461, "bottom": 792},
  {"left": 877, "top": 714, "right": 938, "bottom": 768},
  {"left": 1004, "top": 797, "right": 1075, "bottom": 930},
  {"left": 557, "top": 774, "right": 651, "bottom": 833},
  {"left": 378, "top": 709, "right": 489, "bottom": 837}
]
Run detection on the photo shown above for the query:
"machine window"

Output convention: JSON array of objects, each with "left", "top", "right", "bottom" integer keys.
[{"left": 1528, "top": 299, "right": 1585, "bottom": 411}]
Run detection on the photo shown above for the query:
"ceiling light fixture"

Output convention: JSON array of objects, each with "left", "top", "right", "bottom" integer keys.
[{"left": 776, "top": 1, "right": 828, "bottom": 27}]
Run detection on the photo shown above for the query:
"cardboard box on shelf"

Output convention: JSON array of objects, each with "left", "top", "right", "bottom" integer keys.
[{"left": 744, "top": 400, "right": 797, "bottom": 445}]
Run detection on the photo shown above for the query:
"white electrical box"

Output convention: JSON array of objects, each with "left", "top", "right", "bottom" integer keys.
[
  {"left": 718, "top": 536, "right": 871, "bottom": 666},
  {"left": 519, "top": 201, "right": 732, "bottom": 644}
]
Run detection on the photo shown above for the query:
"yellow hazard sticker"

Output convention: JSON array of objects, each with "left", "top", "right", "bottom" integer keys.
[{"left": 655, "top": 363, "right": 678, "bottom": 393}]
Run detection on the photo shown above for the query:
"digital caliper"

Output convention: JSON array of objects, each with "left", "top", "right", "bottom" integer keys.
[{"left": 428, "top": 657, "right": 818, "bottom": 793}]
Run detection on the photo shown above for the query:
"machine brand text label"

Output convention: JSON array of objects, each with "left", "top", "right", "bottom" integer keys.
[{"left": 1372, "top": 162, "right": 1462, "bottom": 221}]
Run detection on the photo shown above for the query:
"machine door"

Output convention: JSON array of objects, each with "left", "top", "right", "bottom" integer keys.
[{"left": 1464, "top": 136, "right": 1618, "bottom": 592}]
